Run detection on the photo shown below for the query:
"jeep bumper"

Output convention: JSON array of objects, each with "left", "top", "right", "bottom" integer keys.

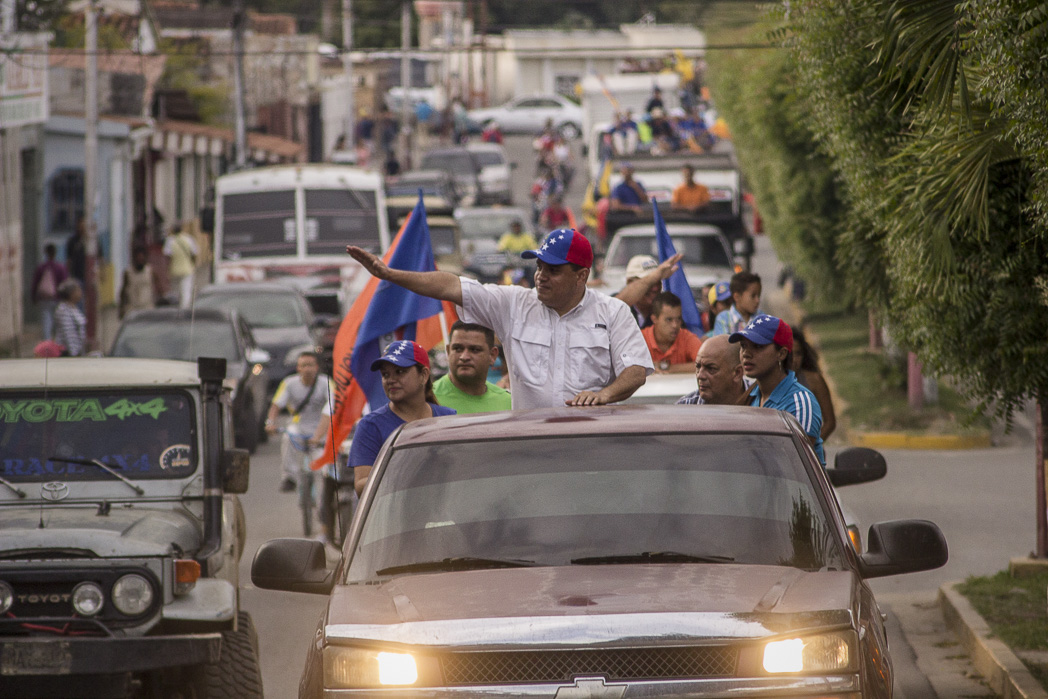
[{"left": 0, "top": 633, "right": 221, "bottom": 676}]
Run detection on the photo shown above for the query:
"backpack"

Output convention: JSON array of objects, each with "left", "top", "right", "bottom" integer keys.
[{"left": 37, "top": 266, "right": 57, "bottom": 300}]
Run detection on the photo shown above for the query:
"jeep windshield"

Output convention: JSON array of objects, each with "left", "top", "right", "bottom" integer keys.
[
  {"left": 0, "top": 391, "right": 197, "bottom": 483},
  {"left": 346, "top": 433, "right": 847, "bottom": 582}
]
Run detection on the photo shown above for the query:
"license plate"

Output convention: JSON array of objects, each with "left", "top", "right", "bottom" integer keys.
[{"left": 1, "top": 641, "right": 73, "bottom": 675}]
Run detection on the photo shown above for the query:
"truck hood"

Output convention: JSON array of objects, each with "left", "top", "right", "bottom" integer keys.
[
  {"left": 325, "top": 564, "right": 856, "bottom": 647},
  {"left": 0, "top": 507, "right": 202, "bottom": 558}
]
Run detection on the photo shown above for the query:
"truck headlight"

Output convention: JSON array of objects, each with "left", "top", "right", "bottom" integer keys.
[
  {"left": 324, "top": 647, "right": 430, "bottom": 688},
  {"left": 762, "top": 631, "right": 854, "bottom": 673},
  {"left": 112, "top": 574, "right": 154, "bottom": 615},
  {"left": 71, "top": 582, "right": 105, "bottom": 616},
  {"left": 0, "top": 581, "right": 12, "bottom": 614}
]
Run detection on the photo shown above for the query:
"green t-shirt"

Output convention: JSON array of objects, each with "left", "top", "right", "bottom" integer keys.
[{"left": 432, "top": 375, "right": 512, "bottom": 414}]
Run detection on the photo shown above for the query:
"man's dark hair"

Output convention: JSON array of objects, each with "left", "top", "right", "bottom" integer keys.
[
  {"left": 650, "top": 291, "right": 682, "bottom": 318},
  {"left": 729, "top": 271, "right": 761, "bottom": 296},
  {"left": 44, "top": 243, "right": 57, "bottom": 257},
  {"left": 450, "top": 320, "right": 495, "bottom": 349},
  {"left": 297, "top": 350, "right": 319, "bottom": 362}
]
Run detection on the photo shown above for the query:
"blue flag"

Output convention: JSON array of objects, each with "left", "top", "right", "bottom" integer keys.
[
  {"left": 652, "top": 198, "right": 704, "bottom": 334},
  {"left": 349, "top": 193, "right": 443, "bottom": 408}
]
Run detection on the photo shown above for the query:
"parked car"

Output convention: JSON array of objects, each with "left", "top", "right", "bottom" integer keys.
[
  {"left": 110, "top": 308, "right": 271, "bottom": 453},
  {"left": 601, "top": 223, "right": 737, "bottom": 300},
  {"left": 418, "top": 147, "right": 483, "bottom": 206},
  {"left": 467, "top": 93, "right": 584, "bottom": 138},
  {"left": 385, "top": 169, "right": 461, "bottom": 231},
  {"left": 453, "top": 205, "right": 535, "bottom": 283},
  {"left": 464, "top": 142, "right": 513, "bottom": 205},
  {"left": 193, "top": 282, "right": 322, "bottom": 392},
  {"left": 253, "top": 405, "right": 947, "bottom": 698},
  {"left": 0, "top": 357, "right": 261, "bottom": 698}
]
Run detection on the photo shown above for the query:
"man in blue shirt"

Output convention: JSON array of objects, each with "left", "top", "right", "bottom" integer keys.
[
  {"left": 729, "top": 314, "right": 825, "bottom": 465},
  {"left": 610, "top": 163, "right": 648, "bottom": 214}
]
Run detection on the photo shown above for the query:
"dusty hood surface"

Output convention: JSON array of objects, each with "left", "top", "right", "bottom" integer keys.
[
  {"left": 0, "top": 507, "right": 202, "bottom": 558},
  {"left": 325, "top": 564, "right": 856, "bottom": 647}
]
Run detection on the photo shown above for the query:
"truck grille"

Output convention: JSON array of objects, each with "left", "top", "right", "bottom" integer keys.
[{"left": 440, "top": 646, "right": 738, "bottom": 685}]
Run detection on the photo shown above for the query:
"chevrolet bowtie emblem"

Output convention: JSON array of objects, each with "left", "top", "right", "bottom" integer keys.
[{"left": 554, "top": 677, "right": 627, "bottom": 699}]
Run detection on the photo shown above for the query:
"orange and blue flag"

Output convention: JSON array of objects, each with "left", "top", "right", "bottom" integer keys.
[
  {"left": 652, "top": 198, "right": 704, "bottom": 334},
  {"left": 313, "top": 194, "right": 457, "bottom": 469}
]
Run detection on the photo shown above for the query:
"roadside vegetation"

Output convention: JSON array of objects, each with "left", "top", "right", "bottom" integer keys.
[{"left": 959, "top": 570, "right": 1048, "bottom": 691}]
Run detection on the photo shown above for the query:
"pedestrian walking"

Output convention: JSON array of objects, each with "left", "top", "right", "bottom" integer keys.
[
  {"left": 30, "top": 244, "right": 67, "bottom": 340},
  {"left": 54, "top": 279, "right": 87, "bottom": 356},
  {"left": 729, "top": 314, "right": 824, "bottom": 464},
  {"left": 346, "top": 228, "right": 656, "bottom": 409},
  {"left": 119, "top": 245, "right": 159, "bottom": 318},
  {"left": 433, "top": 321, "right": 512, "bottom": 414},
  {"left": 162, "top": 225, "right": 198, "bottom": 309},
  {"left": 348, "top": 341, "right": 456, "bottom": 494},
  {"left": 65, "top": 219, "right": 87, "bottom": 286}
]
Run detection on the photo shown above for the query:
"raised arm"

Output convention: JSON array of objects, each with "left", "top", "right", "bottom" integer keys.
[
  {"left": 613, "top": 253, "right": 682, "bottom": 308},
  {"left": 347, "top": 245, "right": 463, "bottom": 306}
]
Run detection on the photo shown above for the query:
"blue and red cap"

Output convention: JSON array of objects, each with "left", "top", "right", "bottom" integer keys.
[
  {"left": 370, "top": 340, "right": 431, "bottom": 371},
  {"left": 728, "top": 314, "right": 793, "bottom": 351},
  {"left": 521, "top": 228, "right": 593, "bottom": 268}
]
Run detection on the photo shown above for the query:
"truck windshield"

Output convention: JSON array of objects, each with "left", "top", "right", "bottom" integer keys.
[
  {"left": 346, "top": 433, "right": 845, "bottom": 582},
  {"left": 0, "top": 391, "right": 197, "bottom": 482},
  {"left": 609, "top": 235, "right": 731, "bottom": 268},
  {"left": 305, "top": 188, "right": 382, "bottom": 255},
  {"left": 221, "top": 190, "right": 297, "bottom": 259}
]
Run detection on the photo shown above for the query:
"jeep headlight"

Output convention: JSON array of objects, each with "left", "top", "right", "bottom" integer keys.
[
  {"left": 0, "top": 581, "right": 12, "bottom": 614},
  {"left": 112, "top": 574, "right": 154, "bottom": 616},
  {"left": 324, "top": 647, "right": 436, "bottom": 688},
  {"left": 71, "top": 582, "right": 105, "bottom": 616},
  {"left": 762, "top": 631, "right": 854, "bottom": 673}
]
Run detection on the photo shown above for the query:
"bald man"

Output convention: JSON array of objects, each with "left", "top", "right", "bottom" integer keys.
[{"left": 677, "top": 334, "right": 749, "bottom": 405}]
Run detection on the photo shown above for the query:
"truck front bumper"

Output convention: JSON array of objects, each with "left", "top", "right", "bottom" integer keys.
[{"left": 0, "top": 633, "right": 221, "bottom": 676}]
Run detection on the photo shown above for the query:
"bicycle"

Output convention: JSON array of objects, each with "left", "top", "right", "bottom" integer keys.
[{"left": 280, "top": 429, "right": 322, "bottom": 537}]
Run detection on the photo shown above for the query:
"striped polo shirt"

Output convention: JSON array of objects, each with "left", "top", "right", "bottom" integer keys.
[{"left": 747, "top": 370, "right": 825, "bottom": 465}]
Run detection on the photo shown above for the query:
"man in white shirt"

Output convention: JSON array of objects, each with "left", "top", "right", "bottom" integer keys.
[{"left": 347, "top": 229, "right": 656, "bottom": 409}]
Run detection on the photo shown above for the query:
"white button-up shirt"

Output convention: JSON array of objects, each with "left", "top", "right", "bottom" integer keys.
[{"left": 459, "top": 278, "right": 654, "bottom": 409}]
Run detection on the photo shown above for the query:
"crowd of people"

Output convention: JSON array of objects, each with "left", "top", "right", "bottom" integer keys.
[{"left": 342, "top": 225, "right": 838, "bottom": 497}]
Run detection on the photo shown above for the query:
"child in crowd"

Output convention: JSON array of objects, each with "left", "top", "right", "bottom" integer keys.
[{"left": 712, "top": 271, "right": 761, "bottom": 336}]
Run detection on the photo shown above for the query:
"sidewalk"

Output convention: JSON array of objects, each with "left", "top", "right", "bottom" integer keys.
[{"left": 3, "top": 304, "right": 121, "bottom": 358}]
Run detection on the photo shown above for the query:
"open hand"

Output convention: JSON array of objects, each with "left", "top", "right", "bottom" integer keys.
[
  {"left": 346, "top": 245, "right": 390, "bottom": 279},
  {"left": 655, "top": 253, "right": 684, "bottom": 280},
  {"left": 566, "top": 390, "right": 608, "bottom": 407}
]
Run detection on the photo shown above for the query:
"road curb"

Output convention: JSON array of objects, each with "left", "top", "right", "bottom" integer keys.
[
  {"left": 850, "top": 431, "right": 992, "bottom": 450},
  {"left": 939, "top": 582, "right": 1048, "bottom": 699}
]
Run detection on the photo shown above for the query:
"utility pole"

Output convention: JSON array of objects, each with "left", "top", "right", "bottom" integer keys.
[
  {"left": 341, "top": 0, "right": 354, "bottom": 152},
  {"left": 399, "top": 1, "right": 411, "bottom": 168},
  {"left": 232, "top": 0, "right": 247, "bottom": 169},
  {"left": 84, "top": 0, "right": 101, "bottom": 350}
]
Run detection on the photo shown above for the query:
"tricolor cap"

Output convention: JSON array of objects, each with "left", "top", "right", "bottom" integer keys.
[
  {"left": 370, "top": 340, "right": 431, "bottom": 371},
  {"left": 521, "top": 228, "right": 593, "bottom": 268},
  {"left": 728, "top": 314, "right": 793, "bottom": 351},
  {"left": 708, "top": 281, "right": 731, "bottom": 305}
]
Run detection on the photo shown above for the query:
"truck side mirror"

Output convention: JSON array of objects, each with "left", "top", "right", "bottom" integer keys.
[{"left": 222, "top": 448, "right": 250, "bottom": 494}]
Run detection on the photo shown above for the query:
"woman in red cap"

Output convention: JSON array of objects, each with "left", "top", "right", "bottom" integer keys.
[{"left": 348, "top": 340, "right": 456, "bottom": 494}]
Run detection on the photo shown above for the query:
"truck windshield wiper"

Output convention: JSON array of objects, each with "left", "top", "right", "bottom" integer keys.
[
  {"left": 48, "top": 457, "right": 144, "bottom": 495},
  {"left": 0, "top": 475, "right": 26, "bottom": 498},
  {"left": 570, "top": 551, "right": 735, "bottom": 565},
  {"left": 376, "top": 557, "right": 537, "bottom": 577}
]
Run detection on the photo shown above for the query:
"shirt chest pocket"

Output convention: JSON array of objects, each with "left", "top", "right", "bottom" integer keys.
[
  {"left": 509, "top": 326, "right": 552, "bottom": 387},
  {"left": 568, "top": 328, "right": 612, "bottom": 391}
]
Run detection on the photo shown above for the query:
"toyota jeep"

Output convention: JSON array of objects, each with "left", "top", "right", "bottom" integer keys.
[{"left": 0, "top": 357, "right": 262, "bottom": 698}]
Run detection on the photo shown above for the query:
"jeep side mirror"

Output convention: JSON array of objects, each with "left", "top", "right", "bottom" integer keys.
[
  {"left": 827, "top": 447, "right": 887, "bottom": 487},
  {"left": 251, "top": 538, "right": 335, "bottom": 594},
  {"left": 859, "top": 520, "right": 948, "bottom": 578},
  {"left": 222, "top": 448, "right": 250, "bottom": 494}
]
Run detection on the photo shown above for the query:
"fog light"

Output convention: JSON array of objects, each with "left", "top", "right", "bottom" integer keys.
[
  {"left": 112, "top": 574, "right": 153, "bottom": 615},
  {"left": 0, "top": 581, "right": 12, "bottom": 614},
  {"left": 71, "top": 582, "right": 104, "bottom": 616}
]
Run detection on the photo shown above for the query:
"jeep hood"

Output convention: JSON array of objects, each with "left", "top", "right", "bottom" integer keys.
[
  {"left": 0, "top": 507, "right": 202, "bottom": 558},
  {"left": 325, "top": 564, "right": 857, "bottom": 647}
]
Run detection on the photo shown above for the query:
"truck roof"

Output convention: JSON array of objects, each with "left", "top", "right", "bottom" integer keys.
[{"left": 0, "top": 358, "right": 204, "bottom": 389}]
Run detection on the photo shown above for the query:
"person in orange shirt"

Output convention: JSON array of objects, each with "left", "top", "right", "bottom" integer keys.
[
  {"left": 671, "top": 164, "right": 711, "bottom": 212},
  {"left": 642, "top": 291, "right": 704, "bottom": 373}
]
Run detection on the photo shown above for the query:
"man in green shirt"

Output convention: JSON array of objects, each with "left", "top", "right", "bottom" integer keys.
[{"left": 433, "top": 321, "right": 512, "bottom": 413}]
